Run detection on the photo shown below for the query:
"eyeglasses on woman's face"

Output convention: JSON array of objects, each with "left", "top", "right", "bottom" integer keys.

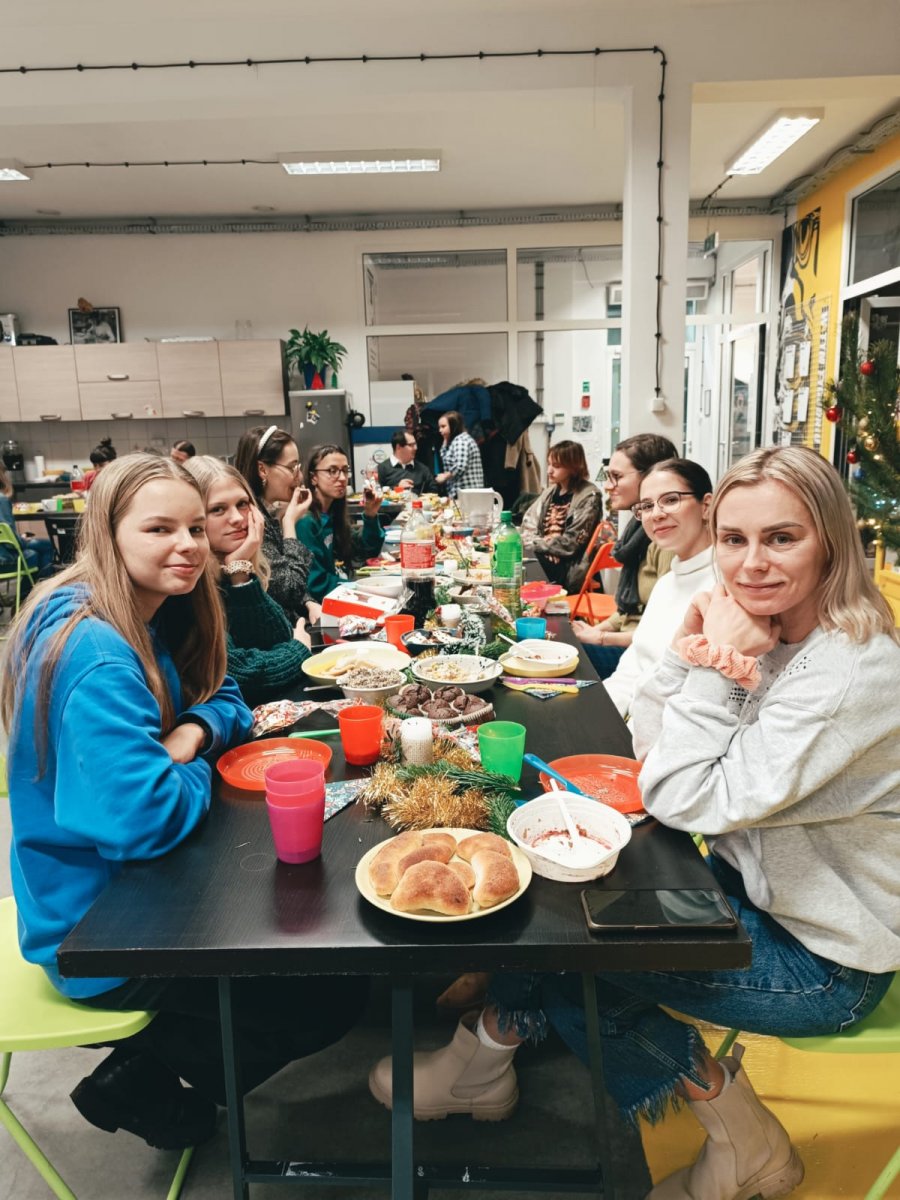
[
  {"left": 631, "top": 491, "right": 697, "bottom": 519},
  {"left": 271, "top": 460, "right": 302, "bottom": 477},
  {"left": 314, "top": 465, "right": 351, "bottom": 479}
]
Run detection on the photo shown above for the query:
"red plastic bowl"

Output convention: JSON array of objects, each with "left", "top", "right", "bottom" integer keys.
[
  {"left": 538, "top": 753, "right": 645, "bottom": 814},
  {"left": 520, "top": 581, "right": 567, "bottom": 613}
]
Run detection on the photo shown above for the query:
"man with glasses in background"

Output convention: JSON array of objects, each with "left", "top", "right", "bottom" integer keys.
[{"left": 377, "top": 430, "right": 437, "bottom": 495}]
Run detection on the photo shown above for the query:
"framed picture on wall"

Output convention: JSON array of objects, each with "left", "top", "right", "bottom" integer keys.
[{"left": 68, "top": 306, "right": 121, "bottom": 345}]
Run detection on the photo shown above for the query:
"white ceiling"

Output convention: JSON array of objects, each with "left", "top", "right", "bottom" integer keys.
[{"left": 0, "top": 0, "right": 897, "bottom": 222}]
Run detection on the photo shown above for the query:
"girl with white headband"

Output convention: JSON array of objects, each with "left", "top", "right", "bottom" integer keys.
[{"left": 233, "top": 425, "right": 321, "bottom": 626}]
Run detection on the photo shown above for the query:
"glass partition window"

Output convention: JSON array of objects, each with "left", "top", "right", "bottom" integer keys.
[
  {"left": 850, "top": 170, "right": 900, "bottom": 286},
  {"left": 367, "top": 332, "right": 508, "bottom": 400},
  {"left": 363, "top": 251, "right": 507, "bottom": 325},
  {"left": 516, "top": 246, "right": 623, "bottom": 321}
]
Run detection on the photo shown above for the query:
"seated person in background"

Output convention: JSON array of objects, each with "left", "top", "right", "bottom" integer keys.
[
  {"left": 233, "top": 425, "right": 320, "bottom": 627},
  {"left": 170, "top": 439, "right": 196, "bottom": 465},
  {"left": 296, "top": 444, "right": 385, "bottom": 602},
  {"left": 573, "top": 432, "right": 677, "bottom": 678},
  {"left": 3, "top": 453, "right": 365, "bottom": 1151},
  {"left": 602, "top": 457, "right": 715, "bottom": 719},
  {"left": 369, "top": 446, "right": 899, "bottom": 1200},
  {"left": 0, "top": 463, "right": 54, "bottom": 576},
  {"left": 435, "top": 410, "right": 484, "bottom": 497},
  {"left": 377, "top": 429, "right": 437, "bottom": 495},
  {"left": 186, "top": 457, "right": 312, "bottom": 705},
  {"left": 520, "top": 439, "right": 602, "bottom": 592},
  {"left": 82, "top": 436, "right": 117, "bottom": 491}
]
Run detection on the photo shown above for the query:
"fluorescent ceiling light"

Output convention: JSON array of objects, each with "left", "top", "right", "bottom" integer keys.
[
  {"left": 725, "top": 110, "right": 823, "bottom": 176},
  {"left": 280, "top": 150, "right": 440, "bottom": 176},
  {"left": 0, "top": 161, "right": 31, "bottom": 182}
]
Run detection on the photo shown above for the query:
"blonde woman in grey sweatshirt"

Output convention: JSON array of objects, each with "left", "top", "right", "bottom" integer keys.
[{"left": 368, "top": 447, "right": 898, "bottom": 1200}]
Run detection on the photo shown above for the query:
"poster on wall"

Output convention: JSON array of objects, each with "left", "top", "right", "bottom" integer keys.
[{"left": 776, "top": 211, "right": 829, "bottom": 447}]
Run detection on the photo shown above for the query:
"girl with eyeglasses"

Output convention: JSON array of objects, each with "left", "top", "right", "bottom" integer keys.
[
  {"left": 295, "top": 444, "right": 385, "bottom": 602},
  {"left": 573, "top": 432, "right": 678, "bottom": 678},
  {"left": 602, "top": 458, "right": 715, "bottom": 719},
  {"left": 233, "top": 425, "right": 320, "bottom": 627}
]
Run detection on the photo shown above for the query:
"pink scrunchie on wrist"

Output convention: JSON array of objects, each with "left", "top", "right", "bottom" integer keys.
[{"left": 675, "top": 634, "right": 761, "bottom": 690}]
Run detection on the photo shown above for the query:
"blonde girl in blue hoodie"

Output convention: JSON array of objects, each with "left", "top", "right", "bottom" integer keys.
[{"left": 1, "top": 453, "right": 365, "bottom": 1152}]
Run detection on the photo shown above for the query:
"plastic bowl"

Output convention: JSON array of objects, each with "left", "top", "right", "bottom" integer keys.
[
  {"left": 411, "top": 654, "right": 504, "bottom": 695},
  {"left": 520, "top": 581, "right": 567, "bottom": 613},
  {"left": 537, "top": 753, "right": 644, "bottom": 814},
  {"left": 507, "top": 794, "right": 632, "bottom": 882},
  {"left": 339, "top": 669, "right": 405, "bottom": 704}
]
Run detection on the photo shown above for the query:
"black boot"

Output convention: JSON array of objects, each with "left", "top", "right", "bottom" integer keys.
[{"left": 71, "top": 1047, "right": 217, "bottom": 1149}]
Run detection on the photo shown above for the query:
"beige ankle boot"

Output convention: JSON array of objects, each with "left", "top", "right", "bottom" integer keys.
[
  {"left": 368, "top": 1012, "right": 519, "bottom": 1121},
  {"left": 648, "top": 1044, "right": 804, "bottom": 1200}
]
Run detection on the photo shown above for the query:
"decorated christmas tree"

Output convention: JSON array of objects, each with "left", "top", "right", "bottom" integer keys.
[{"left": 824, "top": 315, "right": 900, "bottom": 553}]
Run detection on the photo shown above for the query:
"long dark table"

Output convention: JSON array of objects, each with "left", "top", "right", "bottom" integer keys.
[{"left": 60, "top": 610, "right": 751, "bottom": 1200}]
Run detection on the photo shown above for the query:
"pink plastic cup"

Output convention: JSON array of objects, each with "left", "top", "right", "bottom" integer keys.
[
  {"left": 264, "top": 759, "right": 325, "bottom": 804},
  {"left": 338, "top": 704, "right": 384, "bottom": 766},
  {"left": 265, "top": 793, "right": 326, "bottom": 864}
]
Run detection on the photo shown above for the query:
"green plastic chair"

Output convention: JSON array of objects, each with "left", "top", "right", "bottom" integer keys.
[
  {"left": 0, "top": 521, "right": 37, "bottom": 622},
  {"left": 0, "top": 897, "right": 194, "bottom": 1200},
  {"left": 715, "top": 971, "right": 900, "bottom": 1200}
]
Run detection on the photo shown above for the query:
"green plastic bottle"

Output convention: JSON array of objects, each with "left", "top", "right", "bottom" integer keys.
[{"left": 491, "top": 511, "right": 523, "bottom": 618}]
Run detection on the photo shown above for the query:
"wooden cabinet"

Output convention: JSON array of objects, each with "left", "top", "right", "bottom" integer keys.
[
  {"left": 75, "top": 344, "right": 161, "bottom": 420},
  {"left": 219, "top": 340, "right": 286, "bottom": 417},
  {"left": 13, "top": 346, "right": 81, "bottom": 422},
  {"left": 74, "top": 343, "right": 159, "bottom": 383},
  {"left": 0, "top": 347, "right": 20, "bottom": 422},
  {"left": 157, "top": 341, "right": 224, "bottom": 418},
  {"left": 10, "top": 339, "right": 285, "bottom": 422}
]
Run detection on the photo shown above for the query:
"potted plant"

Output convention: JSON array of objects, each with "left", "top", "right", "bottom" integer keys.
[{"left": 285, "top": 326, "right": 348, "bottom": 389}]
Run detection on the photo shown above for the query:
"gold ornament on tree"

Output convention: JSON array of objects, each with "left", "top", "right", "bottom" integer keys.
[{"left": 862, "top": 433, "right": 877, "bottom": 451}]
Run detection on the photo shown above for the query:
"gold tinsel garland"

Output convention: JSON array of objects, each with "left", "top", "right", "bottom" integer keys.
[{"left": 356, "top": 738, "right": 497, "bottom": 832}]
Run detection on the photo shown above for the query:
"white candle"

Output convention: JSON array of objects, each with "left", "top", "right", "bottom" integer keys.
[{"left": 400, "top": 717, "right": 434, "bottom": 765}]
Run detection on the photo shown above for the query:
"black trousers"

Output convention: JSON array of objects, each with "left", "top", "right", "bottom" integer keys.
[{"left": 81, "top": 975, "right": 369, "bottom": 1106}]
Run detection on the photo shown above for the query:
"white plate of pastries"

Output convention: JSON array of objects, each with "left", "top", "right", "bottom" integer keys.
[{"left": 355, "top": 828, "right": 532, "bottom": 922}]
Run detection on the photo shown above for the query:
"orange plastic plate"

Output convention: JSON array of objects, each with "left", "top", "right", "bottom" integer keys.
[
  {"left": 216, "top": 737, "right": 333, "bottom": 792},
  {"left": 538, "top": 753, "right": 645, "bottom": 814}
]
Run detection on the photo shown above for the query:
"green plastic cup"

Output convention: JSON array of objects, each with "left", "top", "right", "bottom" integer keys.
[{"left": 478, "top": 721, "right": 527, "bottom": 783}]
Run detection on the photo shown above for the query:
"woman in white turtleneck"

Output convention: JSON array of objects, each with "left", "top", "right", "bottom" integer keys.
[{"left": 599, "top": 458, "right": 714, "bottom": 719}]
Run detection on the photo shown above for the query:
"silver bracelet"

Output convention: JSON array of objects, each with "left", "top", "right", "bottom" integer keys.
[{"left": 221, "top": 559, "right": 255, "bottom": 577}]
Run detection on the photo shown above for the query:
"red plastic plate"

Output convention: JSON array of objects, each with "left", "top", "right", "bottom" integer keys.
[{"left": 216, "top": 737, "right": 333, "bottom": 792}]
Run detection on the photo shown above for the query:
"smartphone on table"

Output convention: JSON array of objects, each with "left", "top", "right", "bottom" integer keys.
[{"left": 581, "top": 887, "right": 737, "bottom": 933}]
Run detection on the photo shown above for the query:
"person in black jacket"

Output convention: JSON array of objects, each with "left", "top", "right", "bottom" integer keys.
[{"left": 376, "top": 430, "right": 437, "bottom": 494}]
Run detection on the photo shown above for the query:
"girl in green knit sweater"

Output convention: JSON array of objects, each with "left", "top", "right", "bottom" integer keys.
[{"left": 186, "top": 458, "right": 312, "bottom": 706}]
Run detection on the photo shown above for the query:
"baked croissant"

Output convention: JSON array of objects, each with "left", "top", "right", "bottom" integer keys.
[
  {"left": 368, "top": 831, "right": 425, "bottom": 895},
  {"left": 391, "top": 860, "right": 471, "bottom": 916},
  {"left": 471, "top": 849, "right": 520, "bottom": 908},
  {"left": 456, "top": 832, "right": 513, "bottom": 863}
]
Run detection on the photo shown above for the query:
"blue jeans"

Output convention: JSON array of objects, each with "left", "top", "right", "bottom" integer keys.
[
  {"left": 584, "top": 642, "right": 626, "bottom": 679},
  {"left": 487, "top": 855, "right": 894, "bottom": 1127},
  {"left": 21, "top": 537, "right": 55, "bottom": 573}
]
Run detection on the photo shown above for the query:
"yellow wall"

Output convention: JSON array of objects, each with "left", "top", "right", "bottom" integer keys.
[{"left": 794, "top": 132, "right": 900, "bottom": 457}]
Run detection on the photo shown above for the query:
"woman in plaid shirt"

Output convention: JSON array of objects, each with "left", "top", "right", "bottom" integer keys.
[{"left": 436, "top": 410, "right": 484, "bottom": 497}]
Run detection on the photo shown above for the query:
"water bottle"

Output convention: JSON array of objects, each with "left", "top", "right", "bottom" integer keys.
[
  {"left": 491, "top": 511, "right": 523, "bottom": 618},
  {"left": 400, "top": 500, "right": 436, "bottom": 625}
]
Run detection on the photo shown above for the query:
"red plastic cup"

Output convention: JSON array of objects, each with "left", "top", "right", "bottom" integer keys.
[
  {"left": 264, "top": 759, "right": 325, "bottom": 804},
  {"left": 338, "top": 704, "right": 384, "bottom": 766},
  {"left": 265, "top": 793, "right": 325, "bottom": 864},
  {"left": 384, "top": 613, "right": 415, "bottom": 652}
]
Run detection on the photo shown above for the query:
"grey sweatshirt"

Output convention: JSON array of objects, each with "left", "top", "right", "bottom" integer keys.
[{"left": 631, "top": 628, "right": 900, "bottom": 974}]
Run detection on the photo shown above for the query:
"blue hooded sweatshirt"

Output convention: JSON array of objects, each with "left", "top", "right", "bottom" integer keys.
[{"left": 8, "top": 585, "right": 253, "bottom": 998}]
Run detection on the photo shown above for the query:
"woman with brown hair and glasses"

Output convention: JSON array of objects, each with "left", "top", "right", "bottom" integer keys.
[
  {"left": 295, "top": 443, "right": 385, "bottom": 602},
  {"left": 233, "top": 425, "right": 320, "bottom": 626},
  {"left": 520, "top": 439, "right": 603, "bottom": 591}
]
